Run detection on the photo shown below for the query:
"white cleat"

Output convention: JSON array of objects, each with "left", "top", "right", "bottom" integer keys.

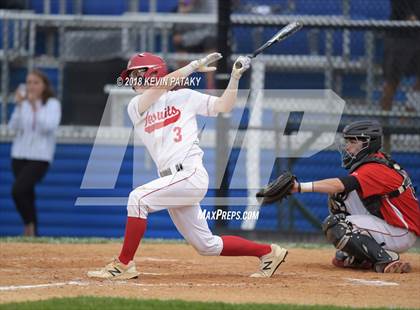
[
  {"left": 250, "top": 244, "right": 288, "bottom": 278},
  {"left": 87, "top": 258, "right": 140, "bottom": 280}
]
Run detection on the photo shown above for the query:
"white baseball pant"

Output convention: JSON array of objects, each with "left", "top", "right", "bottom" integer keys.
[
  {"left": 127, "top": 157, "right": 223, "bottom": 256},
  {"left": 344, "top": 191, "right": 416, "bottom": 253}
]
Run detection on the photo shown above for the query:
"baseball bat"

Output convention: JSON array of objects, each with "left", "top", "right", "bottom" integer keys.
[{"left": 235, "top": 21, "right": 303, "bottom": 69}]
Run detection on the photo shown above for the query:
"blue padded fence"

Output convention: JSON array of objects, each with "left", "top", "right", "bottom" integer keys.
[{"left": 1, "top": 142, "right": 419, "bottom": 237}]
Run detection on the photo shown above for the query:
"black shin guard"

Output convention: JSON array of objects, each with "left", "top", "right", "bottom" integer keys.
[{"left": 322, "top": 214, "right": 398, "bottom": 272}]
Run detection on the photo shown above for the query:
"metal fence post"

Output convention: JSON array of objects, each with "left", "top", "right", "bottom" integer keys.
[
  {"left": 121, "top": 26, "right": 130, "bottom": 55},
  {"left": 128, "top": 0, "right": 139, "bottom": 13},
  {"left": 140, "top": 26, "right": 147, "bottom": 52},
  {"left": 43, "top": 0, "right": 51, "bottom": 14},
  {"left": 57, "top": 26, "right": 65, "bottom": 102},
  {"left": 20, "top": 20, "right": 28, "bottom": 55},
  {"left": 59, "top": 0, "right": 66, "bottom": 14},
  {"left": 325, "top": 30, "right": 334, "bottom": 91},
  {"left": 147, "top": 0, "right": 156, "bottom": 52},
  {"left": 215, "top": 0, "right": 231, "bottom": 229},
  {"left": 27, "top": 21, "right": 36, "bottom": 72},
  {"left": 161, "top": 25, "right": 169, "bottom": 59},
  {"left": 149, "top": 0, "right": 156, "bottom": 13},
  {"left": 241, "top": 61, "right": 265, "bottom": 231},
  {"left": 365, "top": 31, "right": 375, "bottom": 105},
  {"left": 342, "top": 0, "right": 350, "bottom": 65},
  {"left": 1, "top": 19, "right": 9, "bottom": 124},
  {"left": 73, "top": 0, "right": 82, "bottom": 15},
  {"left": 13, "top": 19, "right": 19, "bottom": 51}
]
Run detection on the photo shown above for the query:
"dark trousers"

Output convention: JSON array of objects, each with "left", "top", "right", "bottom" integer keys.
[{"left": 11, "top": 159, "right": 50, "bottom": 233}]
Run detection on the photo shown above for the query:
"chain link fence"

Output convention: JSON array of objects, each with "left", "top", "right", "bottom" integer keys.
[{"left": 229, "top": 0, "right": 420, "bottom": 156}]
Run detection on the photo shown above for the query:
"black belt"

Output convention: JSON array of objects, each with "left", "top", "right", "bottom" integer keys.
[{"left": 159, "top": 163, "right": 183, "bottom": 177}]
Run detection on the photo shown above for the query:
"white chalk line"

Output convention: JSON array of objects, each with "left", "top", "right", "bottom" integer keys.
[
  {"left": 140, "top": 272, "right": 170, "bottom": 276},
  {"left": 0, "top": 280, "right": 248, "bottom": 292},
  {"left": 0, "top": 281, "right": 89, "bottom": 291},
  {"left": 131, "top": 282, "right": 248, "bottom": 288},
  {"left": 141, "top": 257, "right": 179, "bottom": 262},
  {"left": 4, "top": 277, "right": 396, "bottom": 292},
  {"left": 344, "top": 278, "right": 399, "bottom": 286}
]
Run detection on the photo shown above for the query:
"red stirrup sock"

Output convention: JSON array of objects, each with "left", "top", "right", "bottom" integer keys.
[
  {"left": 220, "top": 235, "right": 271, "bottom": 257},
  {"left": 118, "top": 217, "right": 147, "bottom": 265}
]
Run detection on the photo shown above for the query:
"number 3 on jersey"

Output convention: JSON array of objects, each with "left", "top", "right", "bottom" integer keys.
[{"left": 173, "top": 126, "right": 182, "bottom": 142}]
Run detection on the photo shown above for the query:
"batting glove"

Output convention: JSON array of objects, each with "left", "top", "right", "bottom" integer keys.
[
  {"left": 189, "top": 52, "right": 223, "bottom": 73},
  {"left": 231, "top": 56, "right": 251, "bottom": 80}
]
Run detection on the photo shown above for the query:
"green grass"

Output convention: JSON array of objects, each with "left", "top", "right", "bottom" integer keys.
[
  {"left": 1, "top": 237, "right": 419, "bottom": 253},
  {"left": 0, "top": 297, "right": 415, "bottom": 310}
]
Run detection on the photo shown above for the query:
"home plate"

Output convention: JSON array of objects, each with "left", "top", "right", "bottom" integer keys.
[{"left": 345, "top": 278, "right": 399, "bottom": 286}]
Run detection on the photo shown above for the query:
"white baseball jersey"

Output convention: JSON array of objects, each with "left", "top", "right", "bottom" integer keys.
[
  {"left": 126, "top": 88, "right": 223, "bottom": 256},
  {"left": 127, "top": 88, "right": 218, "bottom": 171}
]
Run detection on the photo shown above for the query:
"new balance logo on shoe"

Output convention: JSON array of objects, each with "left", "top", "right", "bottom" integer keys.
[
  {"left": 250, "top": 245, "right": 288, "bottom": 278},
  {"left": 251, "top": 244, "right": 287, "bottom": 278},
  {"left": 263, "top": 260, "right": 273, "bottom": 270},
  {"left": 108, "top": 267, "right": 122, "bottom": 277},
  {"left": 87, "top": 259, "right": 140, "bottom": 280}
]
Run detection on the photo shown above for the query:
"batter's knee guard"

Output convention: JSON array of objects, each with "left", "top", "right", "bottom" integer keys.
[
  {"left": 127, "top": 189, "right": 149, "bottom": 219},
  {"left": 322, "top": 214, "right": 398, "bottom": 272}
]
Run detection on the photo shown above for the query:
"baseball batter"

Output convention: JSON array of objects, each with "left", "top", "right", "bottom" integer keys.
[{"left": 88, "top": 52, "right": 288, "bottom": 280}]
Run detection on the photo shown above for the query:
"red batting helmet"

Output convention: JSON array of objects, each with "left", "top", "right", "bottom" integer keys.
[{"left": 120, "top": 52, "right": 167, "bottom": 80}]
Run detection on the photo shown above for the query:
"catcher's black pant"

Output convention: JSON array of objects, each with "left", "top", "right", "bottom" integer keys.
[{"left": 11, "top": 159, "right": 49, "bottom": 233}]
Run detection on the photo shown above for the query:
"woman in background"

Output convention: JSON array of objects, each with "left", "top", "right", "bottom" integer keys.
[{"left": 8, "top": 70, "right": 61, "bottom": 236}]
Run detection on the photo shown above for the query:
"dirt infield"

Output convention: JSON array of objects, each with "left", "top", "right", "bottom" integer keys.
[{"left": 0, "top": 242, "right": 419, "bottom": 308}]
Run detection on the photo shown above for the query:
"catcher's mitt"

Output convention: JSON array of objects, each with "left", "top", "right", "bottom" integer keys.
[{"left": 256, "top": 171, "right": 296, "bottom": 204}]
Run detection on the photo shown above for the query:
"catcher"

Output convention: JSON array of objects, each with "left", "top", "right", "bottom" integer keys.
[{"left": 257, "top": 120, "right": 419, "bottom": 273}]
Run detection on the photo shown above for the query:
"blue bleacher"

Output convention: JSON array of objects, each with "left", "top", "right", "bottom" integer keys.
[
  {"left": 239, "top": 0, "right": 390, "bottom": 19},
  {"left": 350, "top": 0, "right": 390, "bottom": 20},
  {"left": 28, "top": 0, "right": 178, "bottom": 14},
  {"left": 1, "top": 139, "right": 419, "bottom": 237}
]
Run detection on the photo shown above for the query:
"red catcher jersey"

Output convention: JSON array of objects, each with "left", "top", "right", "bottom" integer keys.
[{"left": 351, "top": 153, "right": 420, "bottom": 236}]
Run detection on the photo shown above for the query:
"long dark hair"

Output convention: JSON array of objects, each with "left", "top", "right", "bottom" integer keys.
[{"left": 28, "top": 69, "right": 55, "bottom": 104}]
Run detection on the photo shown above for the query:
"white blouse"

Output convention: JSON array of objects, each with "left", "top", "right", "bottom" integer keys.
[{"left": 8, "top": 98, "right": 61, "bottom": 163}]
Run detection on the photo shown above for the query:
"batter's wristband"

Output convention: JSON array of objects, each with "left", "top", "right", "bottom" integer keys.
[{"left": 298, "top": 182, "right": 302, "bottom": 193}]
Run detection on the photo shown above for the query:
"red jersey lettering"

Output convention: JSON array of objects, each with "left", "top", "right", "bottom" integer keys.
[{"left": 144, "top": 106, "right": 181, "bottom": 133}]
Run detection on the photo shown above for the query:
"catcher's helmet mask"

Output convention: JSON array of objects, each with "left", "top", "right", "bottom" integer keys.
[
  {"left": 339, "top": 120, "right": 383, "bottom": 169},
  {"left": 338, "top": 135, "right": 370, "bottom": 168}
]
